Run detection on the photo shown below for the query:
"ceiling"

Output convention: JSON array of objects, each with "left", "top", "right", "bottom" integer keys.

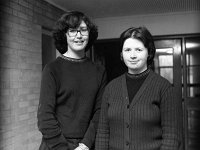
[{"left": 45, "top": 0, "right": 200, "bottom": 19}]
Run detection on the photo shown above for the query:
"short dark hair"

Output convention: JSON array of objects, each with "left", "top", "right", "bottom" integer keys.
[
  {"left": 52, "top": 11, "right": 98, "bottom": 54},
  {"left": 119, "top": 26, "right": 156, "bottom": 68}
]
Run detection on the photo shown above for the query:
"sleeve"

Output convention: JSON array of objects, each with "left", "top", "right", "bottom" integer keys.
[
  {"left": 81, "top": 67, "right": 107, "bottom": 148},
  {"left": 37, "top": 66, "right": 69, "bottom": 150},
  {"left": 95, "top": 86, "right": 110, "bottom": 150},
  {"left": 160, "top": 85, "right": 183, "bottom": 150}
]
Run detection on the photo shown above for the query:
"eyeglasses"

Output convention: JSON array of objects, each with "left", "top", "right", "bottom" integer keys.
[{"left": 68, "top": 28, "right": 89, "bottom": 37}]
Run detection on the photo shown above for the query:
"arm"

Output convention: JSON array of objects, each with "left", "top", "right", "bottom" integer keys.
[
  {"left": 160, "top": 86, "right": 183, "bottom": 150},
  {"left": 81, "top": 68, "right": 107, "bottom": 149},
  {"left": 95, "top": 86, "right": 110, "bottom": 150},
  {"left": 37, "top": 66, "right": 68, "bottom": 150}
]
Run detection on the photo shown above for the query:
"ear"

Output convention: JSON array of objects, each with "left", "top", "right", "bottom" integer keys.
[
  {"left": 147, "top": 55, "right": 151, "bottom": 61},
  {"left": 120, "top": 52, "right": 123, "bottom": 61}
]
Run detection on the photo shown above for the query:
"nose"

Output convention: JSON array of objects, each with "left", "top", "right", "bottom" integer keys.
[
  {"left": 76, "top": 31, "right": 82, "bottom": 38},
  {"left": 130, "top": 51, "right": 136, "bottom": 58}
]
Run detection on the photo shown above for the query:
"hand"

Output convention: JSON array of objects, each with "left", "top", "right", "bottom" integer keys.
[
  {"left": 74, "top": 146, "right": 82, "bottom": 150},
  {"left": 74, "top": 143, "right": 89, "bottom": 150}
]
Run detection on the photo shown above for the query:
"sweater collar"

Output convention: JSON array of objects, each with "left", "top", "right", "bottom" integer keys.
[
  {"left": 59, "top": 54, "right": 88, "bottom": 62},
  {"left": 126, "top": 68, "right": 150, "bottom": 79}
]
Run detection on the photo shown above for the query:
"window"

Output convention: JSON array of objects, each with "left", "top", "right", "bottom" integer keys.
[{"left": 154, "top": 48, "right": 174, "bottom": 84}]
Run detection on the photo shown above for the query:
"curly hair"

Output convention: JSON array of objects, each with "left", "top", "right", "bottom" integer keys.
[
  {"left": 52, "top": 11, "right": 98, "bottom": 54},
  {"left": 119, "top": 26, "right": 156, "bottom": 68}
]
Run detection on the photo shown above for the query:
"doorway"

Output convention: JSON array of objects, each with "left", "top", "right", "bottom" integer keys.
[
  {"left": 93, "top": 39, "right": 126, "bottom": 81},
  {"left": 42, "top": 27, "right": 56, "bottom": 70}
]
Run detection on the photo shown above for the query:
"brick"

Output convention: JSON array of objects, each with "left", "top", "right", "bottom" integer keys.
[
  {"left": 18, "top": 0, "right": 29, "bottom": 8},
  {"left": 0, "top": 81, "right": 10, "bottom": 89},
  {"left": 1, "top": 47, "right": 18, "bottom": 56},
  {"left": 0, "top": 138, "right": 14, "bottom": 150},
  {"left": 0, "top": 89, "right": 10, "bottom": 96},
  {"left": 9, "top": 69, "right": 20, "bottom": 81},
  {"left": 10, "top": 1, "right": 21, "bottom": 11},
  {"left": 17, "top": 88, "right": 30, "bottom": 95},
  {"left": 27, "top": 105, "right": 37, "bottom": 113},
  {"left": 0, "top": 5, "right": 13, "bottom": 15},
  {"left": 19, "top": 113, "right": 29, "bottom": 121},
  {"left": 18, "top": 62, "right": 42, "bottom": 70},
  {"left": 17, "top": 11, "right": 29, "bottom": 20},
  {"left": 19, "top": 101, "right": 29, "bottom": 108}
]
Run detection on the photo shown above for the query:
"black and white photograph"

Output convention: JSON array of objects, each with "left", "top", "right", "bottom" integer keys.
[{"left": 0, "top": 0, "right": 200, "bottom": 150}]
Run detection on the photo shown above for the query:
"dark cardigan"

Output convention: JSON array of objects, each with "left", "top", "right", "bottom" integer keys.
[
  {"left": 37, "top": 56, "right": 107, "bottom": 150},
  {"left": 95, "top": 70, "right": 182, "bottom": 150}
]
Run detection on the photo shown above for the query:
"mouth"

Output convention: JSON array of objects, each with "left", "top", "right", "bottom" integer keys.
[
  {"left": 74, "top": 40, "right": 84, "bottom": 44},
  {"left": 129, "top": 60, "right": 138, "bottom": 63}
]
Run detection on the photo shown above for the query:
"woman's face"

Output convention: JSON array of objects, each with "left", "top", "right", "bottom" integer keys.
[
  {"left": 122, "top": 38, "right": 148, "bottom": 74},
  {"left": 66, "top": 21, "right": 89, "bottom": 53}
]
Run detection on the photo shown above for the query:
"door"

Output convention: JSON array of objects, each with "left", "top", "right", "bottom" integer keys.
[
  {"left": 154, "top": 39, "right": 182, "bottom": 100},
  {"left": 93, "top": 39, "right": 126, "bottom": 81},
  {"left": 183, "top": 36, "right": 200, "bottom": 150},
  {"left": 144, "top": 37, "right": 200, "bottom": 150},
  {"left": 42, "top": 28, "right": 56, "bottom": 69},
  {"left": 154, "top": 38, "right": 184, "bottom": 148}
]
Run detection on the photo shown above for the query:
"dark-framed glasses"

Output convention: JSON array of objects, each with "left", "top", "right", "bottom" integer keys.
[{"left": 68, "top": 28, "right": 89, "bottom": 37}]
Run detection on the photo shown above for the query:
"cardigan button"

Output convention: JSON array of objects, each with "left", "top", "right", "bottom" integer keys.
[
  {"left": 126, "top": 141, "right": 129, "bottom": 146},
  {"left": 126, "top": 123, "right": 129, "bottom": 128},
  {"left": 127, "top": 104, "right": 130, "bottom": 109}
]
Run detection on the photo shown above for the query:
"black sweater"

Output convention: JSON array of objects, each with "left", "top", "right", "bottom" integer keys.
[{"left": 37, "top": 56, "right": 107, "bottom": 150}]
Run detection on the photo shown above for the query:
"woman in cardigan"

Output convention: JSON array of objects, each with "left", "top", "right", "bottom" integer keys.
[
  {"left": 95, "top": 26, "right": 182, "bottom": 150},
  {"left": 37, "top": 11, "right": 107, "bottom": 150}
]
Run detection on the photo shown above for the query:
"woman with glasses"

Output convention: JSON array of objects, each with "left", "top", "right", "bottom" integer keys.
[
  {"left": 95, "top": 26, "right": 182, "bottom": 150},
  {"left": 37, "top": 11, "right": 107, "bottom": 150}
]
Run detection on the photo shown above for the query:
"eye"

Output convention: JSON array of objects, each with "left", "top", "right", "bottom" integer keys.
[
  {"left": 69, "top": 29, "right": 77, "bottom": 33},
  {"left": 123, "top": 48, "right": 131, "bottom": 52},
  {"left": 80, "top": 28, "right": 89, "bottom": 34},
  {"left": 81, "top": 28, "right": 88, "bottom": 31},
  {"left": 136, "top": 48, "right": 143, "bottom": 51}
]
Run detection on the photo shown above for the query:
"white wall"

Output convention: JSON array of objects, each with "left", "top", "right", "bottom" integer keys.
[{"left": 94, "top": 11, "right": 200, "bottom": 39}]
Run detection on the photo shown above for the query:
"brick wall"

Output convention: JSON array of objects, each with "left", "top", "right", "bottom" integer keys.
[{"left": 0, "top": 0, "right": 64, "bottom": 149}]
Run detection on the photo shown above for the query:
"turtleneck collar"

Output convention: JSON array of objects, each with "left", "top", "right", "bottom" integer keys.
[{"left": 126, "top": 68, "right": 150, "bottom": 79}]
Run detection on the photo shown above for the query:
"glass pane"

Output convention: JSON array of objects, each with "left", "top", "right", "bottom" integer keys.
[
  {"left": 187, "top": 66, "right": 200, "bottom": 84},
  {"left": 186, "top": 49, "right": 200, "bottom": 66},
  {"left": 186, "top": 36, "right": 200, "bottom": 98},
  {"left": 154, "top": 48, "right": 174, "bottom": 84},
  {"left": 187, "top": 66, "right": 200, "bottom": 97},
  {"left": 159, "top": 55, "right": 173, "bottom": 66},
  {"left": 160, "top": 68, "right": 173, "bottom": 84}
]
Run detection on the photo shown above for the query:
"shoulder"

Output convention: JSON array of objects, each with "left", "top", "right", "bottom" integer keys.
[
  {"left": 87, "top": 59, "right": 106, "bottom": 72},
  {"left": 85, "top": 59, "right": 107, "bottom": 78},
  {"left": 42, "top": 57, "right": 62, "bottom": 74},
  {"left": 102, "top": 74, "right": 124, "bottom": 99},
  {"left": 151, "top": 71, "right": 171, "bottom": 85},
  {"left": 149, "top": 70, "right": 172, "bottom": 92},
  {"left": 105, "top": 74, "right": 124, "bottom": 90}
]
